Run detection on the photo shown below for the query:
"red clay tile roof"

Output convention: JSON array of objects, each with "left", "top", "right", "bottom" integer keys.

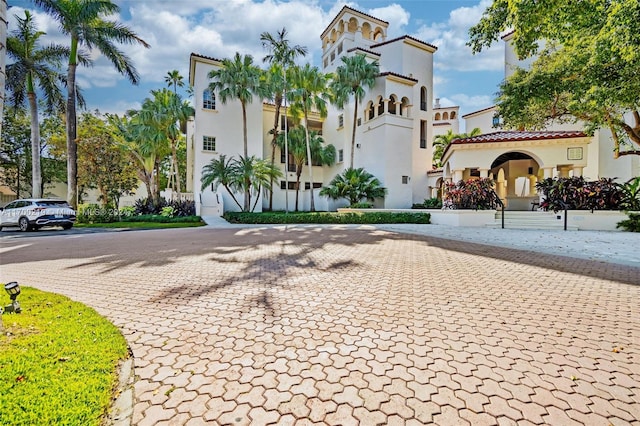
[
  {"left": 190, "top": 52, "right": 224, "bottom": 63},
  {"left": 442, "top": 130, "right": 588, "bottom": 159},
  {"left": 461, "top": 105, "right": 496, "bottom": 118},
  {"left": 346, "top": 47, "right": 381, "bottom": 56},
  {"left": 451, "top": 130, "right": 587, "bottom": 145}
]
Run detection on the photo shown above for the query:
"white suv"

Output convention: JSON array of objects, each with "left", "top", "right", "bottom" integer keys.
[{"left": 0, "top": 199, "right": 76, "bottom": 232}]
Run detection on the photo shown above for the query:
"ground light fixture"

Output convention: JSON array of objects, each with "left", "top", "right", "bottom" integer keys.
[{"left": 3, "top": 282, "right": 22, "bottom": 314}]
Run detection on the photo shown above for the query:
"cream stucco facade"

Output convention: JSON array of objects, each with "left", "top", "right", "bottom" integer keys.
[{"left": 188, "top": 6, "right": 445, "bottom": 214}]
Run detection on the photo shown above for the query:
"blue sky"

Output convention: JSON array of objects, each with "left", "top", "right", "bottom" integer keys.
[{"left": 8, "top": 0, "right": 503, "bottom": 119}]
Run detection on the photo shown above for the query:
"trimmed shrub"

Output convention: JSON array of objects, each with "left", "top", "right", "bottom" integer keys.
[
  {"left": 120, "top": 215, "right": 202, "bottom": 223},
  {"left": 412, "top": 197, "right": 442, "bottom": 209},
  {"left": 169, "top": 199, "right": 196, "bottom": 217},
  {"left": 134, "top": 197, "right": 168, "bottom": 215},
  {"left": 349, "top": 202, "right": 373, "bottom": 208},
  {"left": 77, "top": 204, "right": 119, "bottom": 224},
  {"left": 224, "top": 211, "right": 430, "bottom": 224}
]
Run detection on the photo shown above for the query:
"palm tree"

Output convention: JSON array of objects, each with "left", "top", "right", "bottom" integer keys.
[
  {"left": 33, "top": 0, "right": 150, "bottom": 208},
  {"left": 432, "top": 127, "right": 482, "bottom": 168},
  {"left": 165, "top": 69, "right": 184, "bottom": 94},
  {"left": 201, "top": 155, "right": 281, "bottom": 212},
  {"left": 329, "top": 54, "right": 379, "bottom": 168},
  {"left": 289, "top": 64, "right": 330, "bottom": 211},
  {"left": 320, "top": 167, "right": 387, "bottom": 206},
  {"left": 201, "top": 154, "right": 243, "bottom": 210},
  {"left": 6, "top": 11, "right": 69, "bottom": 198},
  {"left": 260, "top": 27, "right": 308, "bottom": 211},
  {"left": 208, "top": 52, "right": 265, "bottom": 211},
  {"left": 138, "top": 88, "right": 194, "bottom": 194}
]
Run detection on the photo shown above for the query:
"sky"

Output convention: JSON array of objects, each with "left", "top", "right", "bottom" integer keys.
[{"left": 7, "top": 0, "right": 505, "bottom": 121}]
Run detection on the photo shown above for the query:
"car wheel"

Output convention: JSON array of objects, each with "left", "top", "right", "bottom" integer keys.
[
  {"left": 62, "top": 224, "right": 73, "bottom": 230},
  {"left": 18, "top": 217, "right": 31, "bottom": 232}
]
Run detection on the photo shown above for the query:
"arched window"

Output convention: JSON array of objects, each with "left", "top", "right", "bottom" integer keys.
[
  {"left": 373, "top": 27, "right": 384, "bottom": 41},
  {"left": 400, "top": 97, "right": 410, "bottom": 117},
  {"left": 420, "top": 87, "right": 427, "bottom": 111},
  {"left": 450, "top": 111, "right": 456, "bottom": 119},
  {"left": 434, "top": 112, "right": 441, "bottom": 120},
  {"left": 348, "top": 18, "right": 358, "bottom": 33},
  {"left": 377, "top": 97, "right": 384, "bottom": 116},
  {"left": 362, "top": 22, "right": 372, "bottom": 39},
  {"left": 367, "top": 101, "right": 374, "bottom": 120},
  {"left": 443, "top": 112, "right": 449, "bottom": 120},
  {"left": 388, "top": 95, "right": 397, "bottom": 115},
  {"left": 203, "top": 90, "right": 215, "bottom": 110}
]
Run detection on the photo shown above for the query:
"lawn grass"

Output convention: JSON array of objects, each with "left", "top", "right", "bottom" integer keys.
[
  {"left": 75, "top": 220, "right": 205, "bottom": 229},
  {"left": 0, "top": 287, "right": 128, "bottom": 426}
]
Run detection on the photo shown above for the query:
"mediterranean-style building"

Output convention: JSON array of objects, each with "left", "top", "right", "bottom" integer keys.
[{"left": 187, "top": 6, "right": 639, "bottom": 215}]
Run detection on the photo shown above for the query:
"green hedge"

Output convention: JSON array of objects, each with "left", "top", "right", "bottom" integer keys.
[
  {"left": 119, "top": 215, "right": 203, "bottom": 223},
  {"left": 224, "top": 211, "right": 430, "bottom": 224}
]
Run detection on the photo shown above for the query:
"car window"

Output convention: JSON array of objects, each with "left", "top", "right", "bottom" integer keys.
[
  {"left": 37, "top": 200, "right": 70, "bottom": 207},
  {"left": 4, "top": 202, "right": 17, "bottom": 209}
]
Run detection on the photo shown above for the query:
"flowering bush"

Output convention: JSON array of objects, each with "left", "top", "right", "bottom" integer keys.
[{"left": 443, "top": 178, "right": 501, "bottom": 210}]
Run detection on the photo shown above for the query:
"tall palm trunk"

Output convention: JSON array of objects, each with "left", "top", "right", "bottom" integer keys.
[
  {"left": 268, "top": 93, "right": 282, "bottom": 211},
  {"left": 304, "top": 110, "right": 315, "bottom": 211},
  {"left": 295, "top": 167, "right": 302, "bottom": 211},
  {"left": 66, "top": 38, "right": 79, "bottom": 208},
  {"left": 241, "top": 102, "right": 250, "bottom": 211},
  {"left": 27, "top": 91, "right": 42, "bottom": 198},
  {"left": 350, "top": 98, "right": 358, "bottom": 169},
  {"left": 171, "top": 141, "right": 181, "bottom": 194}
]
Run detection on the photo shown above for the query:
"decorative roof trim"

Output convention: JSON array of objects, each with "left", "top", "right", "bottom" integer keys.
[
  {"left": 378, "top": 71, "right": 418, "bottom": 84},
  {"left": 346, "top": 47, "right": 381, "bottom": 56},
  {"left": 441, "top": 130, "right": 589, "bottom": 158},
  {"left": 371, "top": 35, "right": 437, "bottom": 52},
  {"left": 189, "top": 53, "right": 224, "bottom": 86},
  {"left": 461, "top": 105, "right": 496, "bottom": 118}
]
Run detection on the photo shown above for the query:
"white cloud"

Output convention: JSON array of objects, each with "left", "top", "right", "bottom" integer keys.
[
  {"left": 369, "top": 3, "right": 410, "bottom": 37},
  {"left": 413, "top": 0, "right": 502, "bottom": 72}
]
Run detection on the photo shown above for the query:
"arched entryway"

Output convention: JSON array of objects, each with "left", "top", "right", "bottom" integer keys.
[{"left": 491, "top": 152, "right": 541, "bottom": 210}]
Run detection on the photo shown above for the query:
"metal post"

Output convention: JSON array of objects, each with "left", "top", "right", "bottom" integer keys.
[
  {"left": 564, "top": 207, "right": 568, "bottom": 231},
  {"left": 283, "top": 68, "right": 289, "bottom": 214}
]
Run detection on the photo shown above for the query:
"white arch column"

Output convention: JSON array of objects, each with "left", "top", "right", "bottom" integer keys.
[
  {"left": 572, "top": 166, "right": 584, "bottom": 177},
  {"left": 479, "top": 169, "right": 490, "bottom": 178}
]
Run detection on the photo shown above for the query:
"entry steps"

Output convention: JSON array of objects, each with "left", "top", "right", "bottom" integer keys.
[{"left": 487, "top": 211, "right": 579, "bottom": 230}]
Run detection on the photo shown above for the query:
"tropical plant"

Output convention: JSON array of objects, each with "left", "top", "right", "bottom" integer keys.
[
  {"left": 208, "top": 52, "right": 265, "bottom": 211},
  {"left": 468, "top": 0, "right": 640, "bottom": 157},
  {"left": 320, "top": 167, "right": 387, "bottom": 207},
  {"left": 110, "top": 112, "right": 167, "bottom": 202},
  {"left": 535, "top": 176, "right": 623, "bottom": 211},
  {"left": 5, "top": 11, "right": 69, "bottom": 198},
  {"left": 33, "top": 0, "right": 150, "bottom": 208},
  {"left": 201, "top": 154, "right": 282, "bottom": 212},
  {"left": 432, "top": 128, "right": 482, "bottom": 168},
  {"left": 618, "top": 177, "right": 640, "bottom": 211},
  {"left": 164, "top": 69, "right": 184, "bottom": 94},
  {"left": 289, "top": 64, "right": 331, "bottom": 211},
  {"left": 137, "top": 89, "right": 194, "bottom": 194},
  {"left": 617, "top": 212, "right": 640, "bottom": 232},
  {"left": 276, "top": 126, "right": 335, "bottom": 211},
  {"left": 443, "top": 178, "right": 501, "bottom": 210},
  {"left": 260, "top": 27, "right": 308, "bottom": 210},
  {"left": 329, "top": 54, "right": 379, "bottom": 168}
]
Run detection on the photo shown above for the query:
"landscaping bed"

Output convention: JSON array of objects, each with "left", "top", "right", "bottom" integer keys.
[{"left": 0, "top": 287, "right": 128, "bottom": 426}]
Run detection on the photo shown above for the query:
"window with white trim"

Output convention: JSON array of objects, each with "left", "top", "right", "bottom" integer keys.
[
  {"left": 203, "top": 136, "right": 216, "bottom": 152},
  {"left": 338, "top": 149, "right": 344, "bottom": 162},
  {"left": 338, "top": 114, "right": 344, "bottom": 128},
  {"left": 203, "top": 90, "right": 215, "bottom": 110}
]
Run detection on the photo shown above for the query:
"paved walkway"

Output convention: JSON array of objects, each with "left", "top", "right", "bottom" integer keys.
[{"left": 1, "top": 224, "right": 639, "bottom": 425}]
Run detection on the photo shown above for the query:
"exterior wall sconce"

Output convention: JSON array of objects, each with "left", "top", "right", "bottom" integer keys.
[{"left": 2, "top": 282, "right": 22, "bottom": 314}]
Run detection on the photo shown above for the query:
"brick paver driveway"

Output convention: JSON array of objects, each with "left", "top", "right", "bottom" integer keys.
[{"left": 1, "top": 226, "right": 639, "bottom": 425}]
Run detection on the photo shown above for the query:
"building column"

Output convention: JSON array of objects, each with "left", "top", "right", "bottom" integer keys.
[
  {"left": 557, "top": 166, "right": 571, "bottom": 178},
  {"left": 572, "top": 166, "right": 584, "bottom": 177},
  {"left": 453, "top": 169, "right": 464, "bottom": 182},
  {"left": 479, "top": 169, "right": 490, "bottom": 178},
  {"left": 528, "top": 175, "right": 538, "bottom": 196},
  {"left": 543, "top": 167, "right": 554, "bottom": 179}
]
